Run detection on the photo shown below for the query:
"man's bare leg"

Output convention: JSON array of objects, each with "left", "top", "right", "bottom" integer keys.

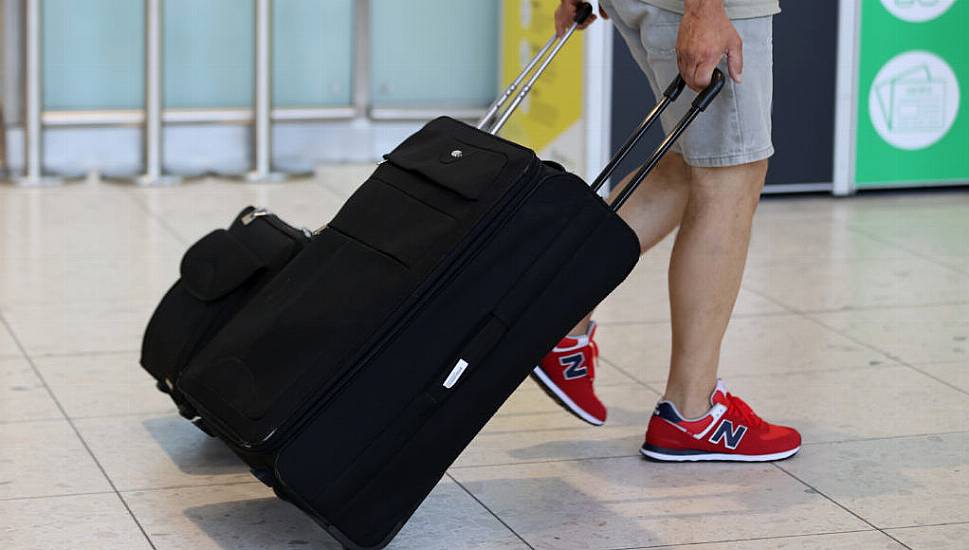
[
  {"left": 569, "top": 152, "right": 692, "bottom": 336},
  {"left": 663, "top": 160, "right": 767, "bottom": 418}
]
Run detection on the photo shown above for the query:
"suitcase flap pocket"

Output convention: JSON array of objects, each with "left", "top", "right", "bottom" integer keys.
[
  {"left": 179, "top": 229, "right": 415, "bottom": 442},
  {"left": 180, "top": 229, "right": 265, "bottom": 301},
  {"left": 384, "top": 137, "right": 507, "bottom": 200},
  {"left": 329, "top": 179, "right": 458, "bottom": 268}
]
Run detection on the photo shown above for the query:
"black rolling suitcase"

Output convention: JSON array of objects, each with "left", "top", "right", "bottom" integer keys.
[
  {"left": 167, "top": 5, "right": 724, "bottom": 547},
  {"left": 140, "top": 207, "right": 312, "bottom": 431}
]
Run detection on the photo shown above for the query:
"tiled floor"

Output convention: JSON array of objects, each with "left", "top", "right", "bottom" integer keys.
[{"left": 1, "top": 171, "right": 967, "bottom": 549}]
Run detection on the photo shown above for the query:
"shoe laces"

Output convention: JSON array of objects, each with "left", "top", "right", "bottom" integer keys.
[
  {"left": 725, "top": 393, "right": 764, "bottom": 428},
  {"left": 585, "top": 341, "right": 598, "bottom": 381}
]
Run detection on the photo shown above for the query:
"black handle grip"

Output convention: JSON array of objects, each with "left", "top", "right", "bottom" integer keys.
[
  {"left": 663, "top": 75, "right": 687, "bottom": 101},
  {"left": 574, "top": 2, "right": 594, "bottom": 24},
  {"left": 692, "top": 69, "right": 726, "bottom": 111}
]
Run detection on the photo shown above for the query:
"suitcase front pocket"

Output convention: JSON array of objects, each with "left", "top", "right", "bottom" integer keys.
[{"left": 180, "top": 229, "right": 416, "bottom": 443}]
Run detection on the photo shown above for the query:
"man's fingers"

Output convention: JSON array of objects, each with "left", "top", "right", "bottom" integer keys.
[
  {"left": 676, "top": 55, "right": 697, "bottom": 92},
  {"left": 726, "top": 38, "right": 743, "bottom": 83},
  {"left": 554, "top": 3, "right": 573, "bottom": 37},
  {"left": 578, "top": 13, "right": 597, "bottom": 30},
  {"left": 691, "top": 60, "right": 718, "bottom": 90},
  {"left": 599, "top": 5, "right": 610, "bottom": 19},
  {"left": 555, "top": 13, "right": 568, "bottom": 36}
]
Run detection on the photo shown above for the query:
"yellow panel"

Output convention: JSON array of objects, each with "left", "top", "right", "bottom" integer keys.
[{"left": 500, "top": 0, "right": 584, "bottom": 153}]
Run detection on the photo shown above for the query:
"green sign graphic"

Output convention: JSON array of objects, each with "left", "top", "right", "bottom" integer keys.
[{"left": 856, "top": 0, "right": 968, "bottom": 187}]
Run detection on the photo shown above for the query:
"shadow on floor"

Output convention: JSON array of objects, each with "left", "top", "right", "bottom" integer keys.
[
  {"left": 142, "top": 415, "right": 248, "bottom": 476},
  {"left": 455, "top": 475, "right": 658, "bottom": 549},
  {"left": 185, "top": 497, "right": 342, "bottom": 550}
]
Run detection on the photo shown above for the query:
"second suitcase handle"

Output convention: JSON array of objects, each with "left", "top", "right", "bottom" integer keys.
[
  {"left": 609, "top": 70, "right": 726, "bottom": 212},
  {"left": 590, "top": 75, "right": 687, "bottom": 193}
]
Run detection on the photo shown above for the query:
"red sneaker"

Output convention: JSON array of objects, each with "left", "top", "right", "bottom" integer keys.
[
  {"left": 531, "top": 321, "right": 607, "bottom": 426},
  {"left": 641, "top": 380, "right": 800, "bottom": 462}
]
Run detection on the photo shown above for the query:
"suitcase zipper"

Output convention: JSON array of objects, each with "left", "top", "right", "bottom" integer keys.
[
  {"left": 235, "top": 156, "right": 546, "bottom": 451},
  {"left": 243, "top": 207, "right": 314, "bottom": 242}
]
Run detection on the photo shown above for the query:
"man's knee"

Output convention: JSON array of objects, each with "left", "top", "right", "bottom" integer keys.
[
  {"left": 687, "top": 159, "right": 768, "bottom": 206},
  {"left": 651, "top": 152, "right": 691, "bottom": 184}
]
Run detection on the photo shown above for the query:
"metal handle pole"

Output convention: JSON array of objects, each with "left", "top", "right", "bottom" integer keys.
[
  {"left": 610, "top": 108, "right": 700, "bottom": 212},
  {"left": 610, "top": 70, "right": 725, "bottom": 212},
  {"left": 590, "top": 76, "right": 685, "bottom": 193},
  {"left": 489, "top": 25, "right": 578, "bottom": 135},
  {"left": 475, "top": 35, "right": 556, "bottom": 130},
  {"left": 488, "top": 2, "right": 592, "bottom": 135}
]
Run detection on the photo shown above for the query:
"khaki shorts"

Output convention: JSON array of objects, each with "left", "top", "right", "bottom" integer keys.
[{"left": 601, "top": 0, "right": 775, "bottom": 167}]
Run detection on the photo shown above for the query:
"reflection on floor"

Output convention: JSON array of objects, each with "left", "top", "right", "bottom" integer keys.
[{"left": 1, "top": 170, "right": 967, "bottom": 549}]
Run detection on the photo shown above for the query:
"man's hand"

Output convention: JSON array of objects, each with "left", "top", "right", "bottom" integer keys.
[
  {"left": 677, "top": 0, "right": 742, "bottom": 90},
  {"left": 554, "top": 0, "right": 604, "bottom": 37}
]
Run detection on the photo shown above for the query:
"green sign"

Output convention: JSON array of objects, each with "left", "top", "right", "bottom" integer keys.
[{"left": 856, "top": 0, "right": 968, "bottom": 187}]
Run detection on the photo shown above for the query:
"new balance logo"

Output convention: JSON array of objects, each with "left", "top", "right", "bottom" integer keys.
[
  {"left": 559, "top": 353, "right": 587, "bottom": 380},
  {"left": 708, "top": 420, "right": 747, "bottom": 450}
]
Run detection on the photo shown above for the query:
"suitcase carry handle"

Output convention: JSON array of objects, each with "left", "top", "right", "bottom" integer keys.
[
  {"left": 478, "top": 2, "right": 594, "bottom": 135},
  {"left": 606, "top": 69, "right": 726, "bottom": 212}
]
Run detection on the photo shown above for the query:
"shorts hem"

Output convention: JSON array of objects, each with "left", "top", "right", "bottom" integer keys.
[{"left": 683, "top": 146, "right": 774, "bottom": 168}]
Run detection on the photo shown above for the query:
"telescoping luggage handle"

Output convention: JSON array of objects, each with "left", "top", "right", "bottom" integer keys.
[
  {"left": 604, "top": 70, "right": 725, "bottom": 211},
  {"left": 477, "top": 2, "right": 594, "bottom": 134},
  {"left": 477, "top": 2, "right": 726, "bottom": 211}
]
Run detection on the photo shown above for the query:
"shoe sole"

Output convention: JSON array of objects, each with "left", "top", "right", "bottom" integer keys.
[
  {"left": 640, "top": 444, "right": 800, "bottom": 463},
  {"left": 530, "top": 367, "right": 604, "bottom": 427}
]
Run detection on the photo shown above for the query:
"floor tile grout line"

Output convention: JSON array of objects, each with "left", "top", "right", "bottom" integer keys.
[
  {"left": 453, "top": 428, "right": 969, "bottom": 472},
  {"left": 52, "top": 409, "right": 178, "bottom": 423},
  {"left": 771, "top": 462, "right": 914, "bottom": 550},
  {"left": 595, "top": 309, "right": 795, "bottom": 327},
  {"left": 0, "top": 490, "right": 118, "bottom": 503},
  {"left": 0, "top": 416, "right": 79, "bottom": 426},
  {"left": 589, "top": 297, "right": 969, "bottom": 328},
  {"left": 799, "top": 429, "right": 969, "bottom": 447},
  {"left": 26, "top": 348, "right": 141, "bottom": 360},
  {"left": 118, "top": 479, "right": 263, "bottom": 495},
  {"left": 848, "top": 225, "right": 969, "bottom": 278},
  {"left": 477, "top": 425, "right": 642, "bottom": 437},
  {"left": 0, "top": 310, "right": 159, "bottom": 550},
  {"left": 450, "top": 453, "right": 643, "bottom": 471},
  {"left": 803, "top": 313, "right": 969, "bottom": 400},
  {"left": 445, "top": 473, "right": 535, "bottom": 550},
  {"left": 608, "top": 528, "right": 883, "bottom": 550},
  {"left": 598, "top": 355, "right": 663, "bottom": 396},
  {"left": 743, "top": 286, "right": 969, "bottom": 401},
  {"left": 0, "top": 479, "right": 267, "bottom": 504},
  {"left": 770, "top": 299, "right": 969, "bottom": 316},
  {"left": 801, "top": 430, "right": 969, "bottom": 447},
  {"left": 120, "top": 187, "right": 191, "bottom": 247},
  {"left": 882, "top": 520, "right": 969, "bottom": 531},
  {"left": 736, "top": 284, "right": 801, "bottom": 315},
  {"left": 892, "top": 362, "right": 969, "bottom": 400},
  {"left": 628, "top": 361, "right": 906, "bottom": 387}
]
